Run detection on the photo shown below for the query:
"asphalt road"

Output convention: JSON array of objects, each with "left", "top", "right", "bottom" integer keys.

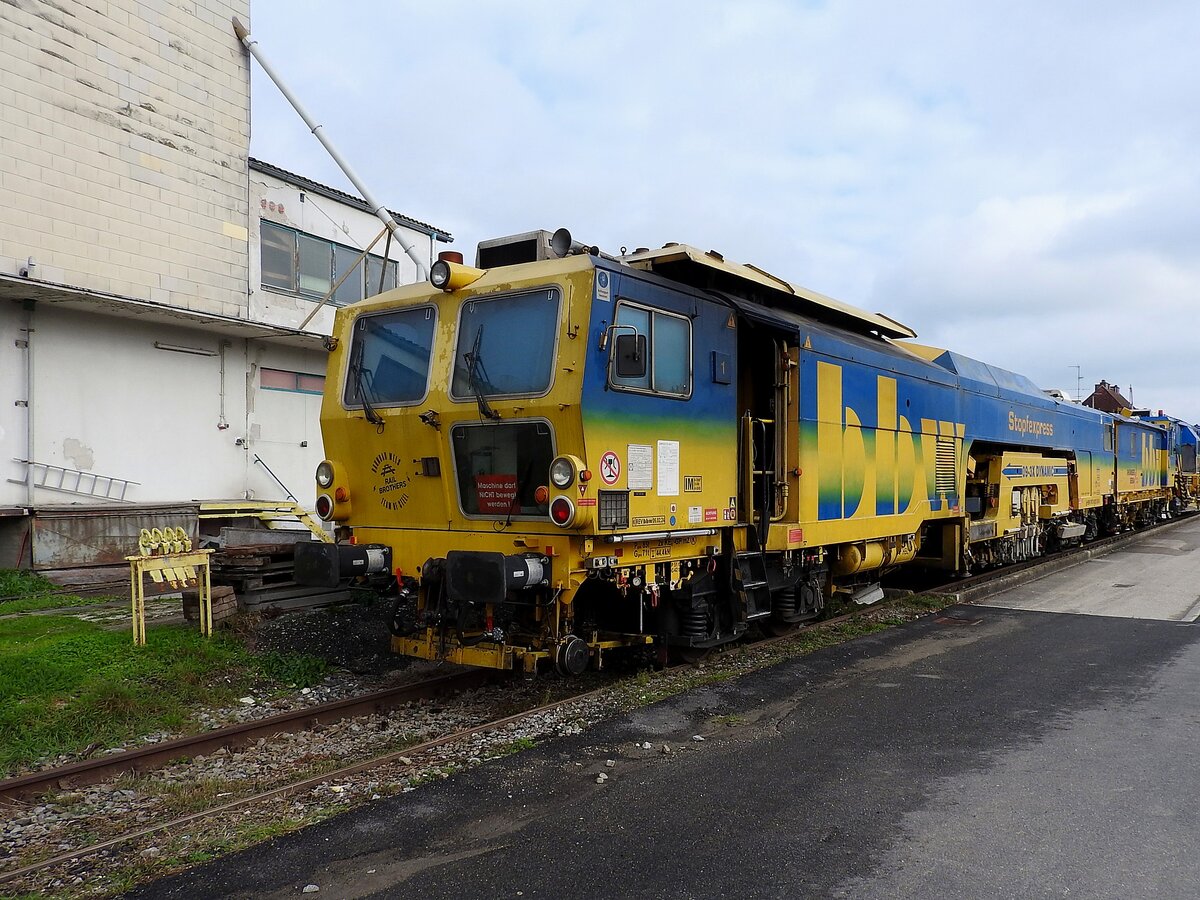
[{"left": 131, "top": 522, "right": 1200, "bottom": 899}]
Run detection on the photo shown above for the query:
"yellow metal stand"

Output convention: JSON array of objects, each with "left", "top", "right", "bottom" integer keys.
[
  {"left": 128, "top": 551, "right": 214, "bottom": 645},
  {"left": 127, "top": 525, "right": 214, "bottom": 645}
]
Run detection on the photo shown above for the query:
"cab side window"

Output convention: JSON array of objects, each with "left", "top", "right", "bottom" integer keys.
[{"left": 609, "top": 301, "right": 692, "bottom": 398}]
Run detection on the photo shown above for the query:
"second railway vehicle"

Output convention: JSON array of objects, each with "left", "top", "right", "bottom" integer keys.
[{"left": 296, "top": 229, "right": 1196, "bottom": 672}]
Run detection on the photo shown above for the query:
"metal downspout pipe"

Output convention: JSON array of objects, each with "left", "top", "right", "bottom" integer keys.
[
  {"left": 231, "top": 17, "right": 429, "bottom": 281},
  {"left": 21, "top": 300, "right": 34, "bottom": 506}
]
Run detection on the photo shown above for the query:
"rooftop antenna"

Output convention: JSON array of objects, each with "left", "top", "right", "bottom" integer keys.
[
  {"left": 232, "top": 17, "right": 428, "bottom": 281},
  {"left": 1070, "top": 365, "right": 1082, "bottom": 402}
]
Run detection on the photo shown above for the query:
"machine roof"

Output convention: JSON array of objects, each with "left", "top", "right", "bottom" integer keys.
[
  {"left": 900, "top": 342, "right": 1047, "bottom": 396},
  {"left": 621, "top": 244, "right": 916, "bottom": 340}
]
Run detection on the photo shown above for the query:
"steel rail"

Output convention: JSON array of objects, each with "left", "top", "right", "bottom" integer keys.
[
  {"left": 3, "top": 512, "right": 1193, "bottom": 885},
  {"left": 0, "top": 595, "right": 925, "bottom": 886},
  {"left": 0, "top": 669, "right": 495, "bottom": 804}
]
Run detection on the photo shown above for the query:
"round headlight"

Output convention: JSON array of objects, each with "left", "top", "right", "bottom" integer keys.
[
  {"left": 316, "top": 461, "right": 335, "bottom": 488},
  {"left": 430, "top": 259, "right": 451, "bottom": 290},
  {"left": 550, "top": 457, "right": 575, "bottom": 489}
]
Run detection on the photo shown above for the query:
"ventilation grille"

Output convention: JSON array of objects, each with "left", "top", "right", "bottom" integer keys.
[
  {"left": 935, "top": 437, "right": 957, "bottom": 494},
  {"left": 598, "top": 490, "right": 629, "bottom": 530}
]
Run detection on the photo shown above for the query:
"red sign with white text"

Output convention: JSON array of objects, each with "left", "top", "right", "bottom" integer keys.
[{"left": 475, "top": 474, "right": 518, "bottom": 514}]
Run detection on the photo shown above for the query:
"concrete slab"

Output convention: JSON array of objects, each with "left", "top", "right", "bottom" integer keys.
[{"left": 980, "top": 517, "right": 1200, "bottom": 621}]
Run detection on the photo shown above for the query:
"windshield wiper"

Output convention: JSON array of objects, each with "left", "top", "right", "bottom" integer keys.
[
  {"left": 349, "top": 330, "right": 384, "bottom": 428},
  {"left": 464, "top": 325, "right": 501, "bottom": 421}
]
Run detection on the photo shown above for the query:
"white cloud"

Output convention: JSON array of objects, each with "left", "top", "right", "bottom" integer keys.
[{"left": 246, "top": 0, "right": 1200, "bottom": 420}]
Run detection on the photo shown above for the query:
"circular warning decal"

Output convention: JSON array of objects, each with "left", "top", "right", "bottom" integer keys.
[{"left": 599, "top": 450, "right": 621, "bottom": 485}]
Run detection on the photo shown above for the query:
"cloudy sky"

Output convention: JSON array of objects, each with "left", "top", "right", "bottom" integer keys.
[{"left": 246, "top": 1, "right": 1200, "bottom": 421}]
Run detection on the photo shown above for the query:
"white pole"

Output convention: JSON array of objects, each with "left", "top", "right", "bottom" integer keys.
[{"left": 232, "top": 17, "right": 428, "bottom": 280}]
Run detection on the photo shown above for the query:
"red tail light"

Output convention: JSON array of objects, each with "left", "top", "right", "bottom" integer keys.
[
  {"left": 315, "top": 494, "right": 334, "bottom": 520},
  {"left": 550, "top": 497, "right": 575, "bottom": 526}
]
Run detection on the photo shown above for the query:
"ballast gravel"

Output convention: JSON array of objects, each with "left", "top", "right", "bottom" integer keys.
[{"left": 1, "top": 600, "right": 937, "bottom": 898}]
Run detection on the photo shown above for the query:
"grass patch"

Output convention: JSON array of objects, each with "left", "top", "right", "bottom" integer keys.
[
  {"left": 492, "top": 736, "right": 537, "bottom": 756},
  {"left": 0, "top": 616, "right": 326, "bottom": 776},
  {"left": 0, "top": 568, "right": 119, "bottom": 615},
  {"left": 257, "top": 650, "right": 328, "bottom": 688}
]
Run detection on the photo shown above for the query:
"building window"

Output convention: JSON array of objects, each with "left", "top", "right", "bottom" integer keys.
[
  {"left": 260, "top": 221, "right": 400, "bottom": 305},
  {"left": 261, "top": 367, "right": 326, "bottom": 395},
  {"left": 261, "top": 221, "right": 295, "bottom": 291},
  {"left": 333, "top": 245, "right": 363, "bottom": 306},
  {"left": 608, "top": 301, "right": 692, "bottom": 398}
]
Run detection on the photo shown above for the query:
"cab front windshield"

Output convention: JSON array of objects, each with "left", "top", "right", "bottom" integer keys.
[
  {"left": 451, "top": 288, "right": 561, "bottom": 399},
  {"left": 343, "top": 306, "right": 436, "bottom": 407}
]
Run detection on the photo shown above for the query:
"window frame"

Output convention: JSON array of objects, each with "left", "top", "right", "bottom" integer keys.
[
  {"left": 448, "top": 418, "right": 557, "bottom": 521},
  {"left": 260, "top": 367, "right": 326, "bottom": 396},
  {"left": 447, "top": 285, "right": 564, "bottom": 404},
  {"left": 607, "top": 299, "right": 694, "bottom": 400},
  {"left": 340, "top": 304, "right": 439, "bottom": 411},
  {"left": 259, "top": 220, "right": 400, "bottom": 306}
]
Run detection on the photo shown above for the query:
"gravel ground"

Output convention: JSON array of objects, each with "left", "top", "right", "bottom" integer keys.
[
  {"left": 19, "top": 600, "right": 429, "bottom": 778},
  {"left": 248, "top": 598, "right": 404, "bottom": 677},
  {"left": 0, "top": 600, "right": 943, "bottom": 898},
  {"left": 1, "top": 674, "right": 609, "bottom": 895}
]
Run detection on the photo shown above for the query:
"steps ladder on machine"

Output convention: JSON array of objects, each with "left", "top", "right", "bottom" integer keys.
[{"left": 734, "top": 551, "right": 773, "bottom": 620}]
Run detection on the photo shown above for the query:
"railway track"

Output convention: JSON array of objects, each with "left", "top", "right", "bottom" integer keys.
[
  {"left": 0, "top": 594, "right": 922, "bottom": 888},
  {"left": 2, "top": 512, "right": 1192, "bottom": 889},
  {"left": 0, "top": 669, "right": 496, "bottom": 804}
]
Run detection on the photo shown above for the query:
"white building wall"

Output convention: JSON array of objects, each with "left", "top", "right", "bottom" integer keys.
[
  {"left": 0, "top": 0, "right": 449, "bottom": 513},
  {"left": 245, "top": 341, "right": 329, "bottom": 508},
  {"left": 1, "top": 305, "right": 341, "bottom": 508},
  {"left": 0, "top": 0, "right": 251, "bottom": 316},
  {"left": 0, "top": 303, "right": 33, "bottom": 504},
  {"left": 17, "top": 306, "right": 251, "bottom": 502}
]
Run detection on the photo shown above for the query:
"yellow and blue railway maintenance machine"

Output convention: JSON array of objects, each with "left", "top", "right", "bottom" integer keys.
[{"left": 296, "top": 228, "right": 1178, "bottom": 673}]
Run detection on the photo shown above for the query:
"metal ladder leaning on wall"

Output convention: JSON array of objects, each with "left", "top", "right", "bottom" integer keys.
[{"left": 9, "top": 458, "right": 139, "bottom": 501}]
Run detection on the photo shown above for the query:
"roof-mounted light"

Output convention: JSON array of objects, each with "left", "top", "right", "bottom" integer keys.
[{"left": 430, "top": 252, "right": 486, "bottom": 292}]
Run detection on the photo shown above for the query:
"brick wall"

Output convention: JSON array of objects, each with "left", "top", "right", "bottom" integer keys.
[{"left": 0, "top": 0, "right": 251, "bottom": 317}]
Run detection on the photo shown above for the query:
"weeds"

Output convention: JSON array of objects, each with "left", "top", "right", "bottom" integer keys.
[
  {"left": 257, "top": 650, "right": 328, "bottom": 688},
  {"left": 0, "top": 615, "right": 328, "bottom": 775},
  {"left": 0, "top": 569, "right": 119, "bottom": 615},
  {"left": 493, "top": 736, "right": 537, "bottom": 756}
]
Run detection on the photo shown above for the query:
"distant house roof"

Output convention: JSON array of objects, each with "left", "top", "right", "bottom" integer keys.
[
  {"left": 1083, "top": 380, "right": 1148, "bottom": 415},
  {"left": 249, "top": 158, "right": 452, "bottom": 243}
]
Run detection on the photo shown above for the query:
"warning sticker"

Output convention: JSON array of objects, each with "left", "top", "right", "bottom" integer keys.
[
  {"left": 627, "top": 444, "right": 653, "bottom": 490},
  {"left": 599, "top": 451, "right": 621, "bottom": 485},
  {"left": 475, "top": 474, "right": 518, "bottom": 514},
  {"left": 596, "top": 269, "right": 611, "bottom": 302}
]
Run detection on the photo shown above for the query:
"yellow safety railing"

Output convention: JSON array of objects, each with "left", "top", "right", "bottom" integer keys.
[{"left": 198, "top": 501, "right": 332, "bottom": 543}]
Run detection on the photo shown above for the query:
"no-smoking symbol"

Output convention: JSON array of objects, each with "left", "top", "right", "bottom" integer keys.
[{"left": 599, "top": 451, "right": 621, "bottom": 485}]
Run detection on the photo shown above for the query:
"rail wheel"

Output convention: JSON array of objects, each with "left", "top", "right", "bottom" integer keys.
[{"left": 555, "top": 635, "right": 590, "bottom": 676}]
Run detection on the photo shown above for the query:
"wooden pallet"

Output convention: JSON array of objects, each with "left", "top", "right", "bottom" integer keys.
[{"left": 210, "top": 540, "right": 349, "bottom": 611}]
